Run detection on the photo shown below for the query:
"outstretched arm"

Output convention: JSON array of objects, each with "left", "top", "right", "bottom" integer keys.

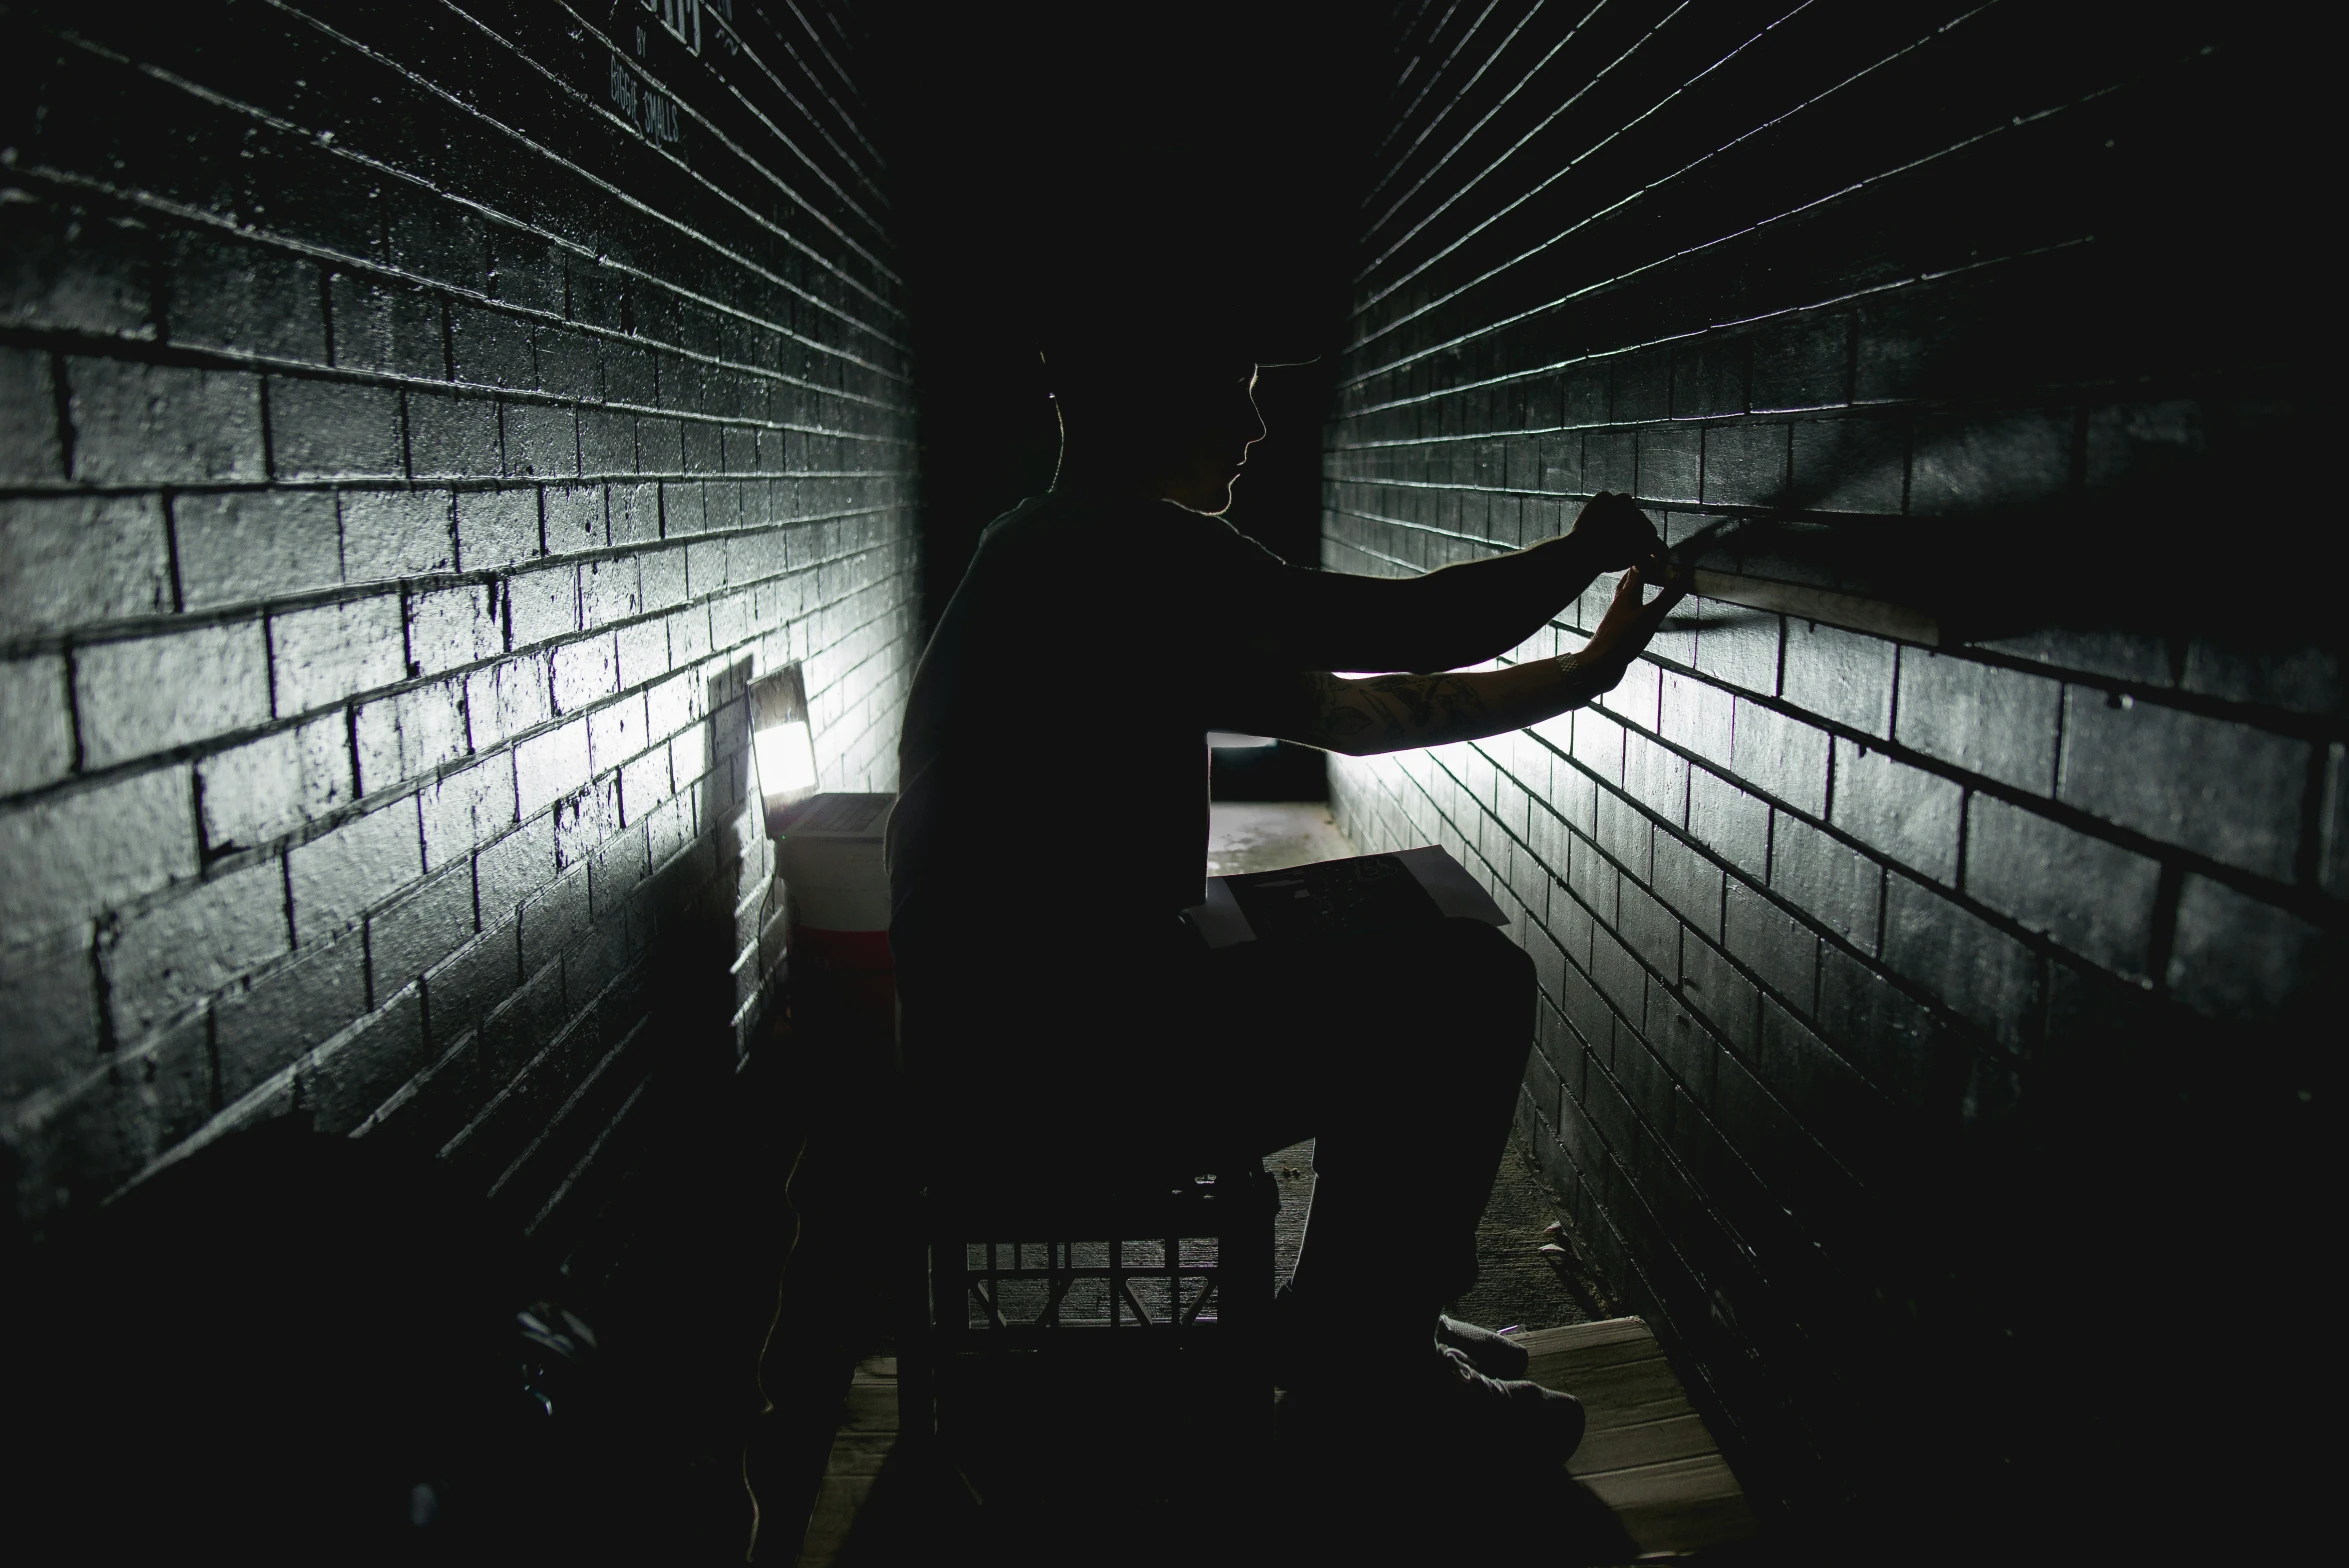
[
  {"left": 1276, "top": 493, "right": 1668, "bottom": 675},
  {"left": 1228, "top": 563, "right": 1691, "bottom": 756}
]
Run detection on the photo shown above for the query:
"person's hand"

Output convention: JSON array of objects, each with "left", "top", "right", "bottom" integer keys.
[
  {"left": 1568, "top": 492, "right": 1665, "bottom": 573},
  {"left": 1576, "top": 559, "right": 1693, "bottom": 678}
]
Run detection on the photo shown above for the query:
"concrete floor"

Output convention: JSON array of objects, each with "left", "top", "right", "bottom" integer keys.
[
  {"left": 1202, "top": 800, "right": 1361, "bottom": 877},
  {"left": 1205, "top": 803, "right": 1590, "bottom": 1340}
]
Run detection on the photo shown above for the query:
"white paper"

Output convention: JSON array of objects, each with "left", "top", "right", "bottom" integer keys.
[{"left": 1392, "top": 845, "right": 1508, "bottom": 925}]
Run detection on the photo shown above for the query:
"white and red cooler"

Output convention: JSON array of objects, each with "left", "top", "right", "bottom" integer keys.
[{"left": 770, "top": 792, "right": 896, "bottom": 1038}]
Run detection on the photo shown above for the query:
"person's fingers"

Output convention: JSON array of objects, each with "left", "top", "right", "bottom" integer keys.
[{"left": 1640, "top": 586, "right": 1690, "bottom": 632}]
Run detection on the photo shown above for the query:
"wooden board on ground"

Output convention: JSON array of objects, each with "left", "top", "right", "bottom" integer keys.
[
  {"left": 796, "top": 1359, "right": 900, "bottom": 1563},
  {"left": 796, "top": 1318, "right": 1757, "bottom": 1565},
  {"left": 1523, "top": 1317, "right": 1761, "bottom": 1559}
]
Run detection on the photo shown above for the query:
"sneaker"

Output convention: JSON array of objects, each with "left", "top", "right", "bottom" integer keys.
[
  {"left": 1276, "top": 1288, "right": 1534, "bottom": 1382},
  {"left": 1423, "top": 1344, "right": 1585, "bottom": 1459},
  {"left": 1435, "top": 1313, "right": 1530, "bottom": 1378},
  {"left": 1289, "top": 1344, "right": 1586, "bottom": 1462}
]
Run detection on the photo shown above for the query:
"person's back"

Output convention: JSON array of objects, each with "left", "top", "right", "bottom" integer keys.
[{"left": 889, "top": 489, "right": 1281, "bottom": 962}]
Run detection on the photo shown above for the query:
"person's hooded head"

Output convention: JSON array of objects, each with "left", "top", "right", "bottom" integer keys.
[{"left": 1030, "top": 224, "right": 1319, "bottom": 513}]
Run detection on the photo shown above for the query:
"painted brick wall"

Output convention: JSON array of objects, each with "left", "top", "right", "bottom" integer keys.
[
  {"left": 1325, "top": 1, "right": 2328, "bottom": 1537},
  {"left": 0, "top": 1, "right": 918, "bottom": 1246}
]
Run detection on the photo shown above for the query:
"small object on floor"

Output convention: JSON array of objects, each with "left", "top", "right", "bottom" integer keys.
[
  {"left": 1538, "top": 1240, "right": 1589, "bottom": 1278},
  {"left": 1436, "top": 1312, "right": 1531, "bottom": 1378},
  {"left": 516, "top": 1301, "right": 599, "bottom": 1419}
]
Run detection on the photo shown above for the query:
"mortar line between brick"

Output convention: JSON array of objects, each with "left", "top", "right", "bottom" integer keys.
[
  {"left": 1568, "top": 1047, "right": 1722, "bottom": 1301},
  {"left": 56, "top": 645, "right": 86, "bottom": 777},
  {"left": 1379, "top": 763, "right": 1890, "bottom": 1235},
  {"left": 1606, "top": 657, "right": 2339, "bottom": 887},
  {"left": 1344, "top": 232, "right": 2103, "bottom": 405},
  {"left": 2145, "top": 863, "right": 2184, "bottom": 996},
  {"left": 2294, "top": 745, "right": 2329, "bottom": 892},
  {"left": 259, "top": 612, "right": 281, "bottom": 723},
  {"left": 1347, "top": 52, "right": 2149, "bottom": 371},
  {"left": 0, "top": 457, "right": 919, "bottom": 511},
  {"left": 1526, "top": 731, "right": 2189, "bottom": 1060},
  {"left": 95, "top": 17, "right": 908, "bottom": 323},
  {"left": 1357, "top": 0, "right": 1969, "bottom": 307},
  {"left": 550, "top": 0, "right": 895, "bottom": 260},
  {"left": 8, "top": 667, "right": 836, "bottom": 958},
  {"left": 696, "top": 2, "right": 892, "bottom": 190},
  {"left": 1360, "top": 0, "right": 1565, "bottom": 242},
  {"left": 1550, "top": 970, "right": 1841, "bottom": 1309},
  {"left": 1367, "top": 0, "right": 1503, "bottom": 171},
  {"left": 2, "top": 573, "right": 897, "bottom": 851},
  {"left": 256, "top": 375, "right": 277, "bottom": 486},
  {"left": 525, "top": 1071, "right": 654, "bottom": 1239},
  {"left": 0, "top": 506, "right": 910, "bottom": 661},
  {"left": 2045, "top": 691, "right": 2065, "bottom": 799},
  {"left": 45, "top": 348, "right": 77, "bottom": 481},
  {"left": 0, "top": 164, "right": 911, "bottom": 386}
]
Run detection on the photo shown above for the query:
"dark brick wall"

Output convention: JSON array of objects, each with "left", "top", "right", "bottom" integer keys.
[
  {"left": 0, "top": 1, "right": 918, "bottom": 1243},
  {"left": 1325, "top": 1, "right": 2327, "bottom": 1542}
]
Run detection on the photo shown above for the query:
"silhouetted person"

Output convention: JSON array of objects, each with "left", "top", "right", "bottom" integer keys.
[{"left": 888, "top": 317, "right": 1689, "bottom": 1452}]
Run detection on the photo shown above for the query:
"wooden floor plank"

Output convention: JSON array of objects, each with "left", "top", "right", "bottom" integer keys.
[
  {"left": 1534, "top": 1341, "right": 1676, "bottom": 1379},
  {"left": 1530, "top": 1336, "right": 1678, "bottom": 1375},
  {"left": 1579, "top": 1390, "right": 1707, "bottom": 1436},
  {"left": 1527, "top": 1346, "right": 1670, "bottom": 1397},
  {"left": 1614, "top": 1490, "right": 1764, "bottom": 1557},
  {"left": 1582, "top": 1453, "right": 1749, "bottom": 1511},
  {"left": 1566, "top": 1412, "right": 1716, "bottom": 1475},
  {"left": 1540, "top": 1353, "right": 1685, "bottom": 1415},
  {"left": 1594, "top": 1470, "right": 1759, "bottom": 1558},
  {"left": 797, "top": 1360, "right": 902, "bottom": 1568},
  {"left": 1511, "top": 1317, "right": 1654, "bottom": 1356}
]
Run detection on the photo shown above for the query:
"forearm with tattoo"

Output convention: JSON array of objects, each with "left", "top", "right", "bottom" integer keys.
[
  {"left": 1221, "top": 564, "right": 1690, "bottom": 756},
  {"left": 1300, "top": 655, "right": 1620, "bottom": 756}
]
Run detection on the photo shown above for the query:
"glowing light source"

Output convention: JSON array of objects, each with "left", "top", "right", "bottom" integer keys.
[
  {"left": 750, "top": 664, "right": 819, "bottom": 831},
  {"left": 756, "top": 720, "right": 818, "bottom": 794}
]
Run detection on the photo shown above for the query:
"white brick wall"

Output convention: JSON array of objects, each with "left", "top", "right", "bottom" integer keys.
[{"left": 0, "top": 1, "right": 920, "bottom": 1239}]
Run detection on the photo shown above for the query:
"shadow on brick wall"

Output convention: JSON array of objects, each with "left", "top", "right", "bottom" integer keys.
[{"left": 519, "top": 654, "right": 772, "bottom": 1273}]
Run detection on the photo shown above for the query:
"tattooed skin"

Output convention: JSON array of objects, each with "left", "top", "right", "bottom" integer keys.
[
  {"left": 1221, "top": 565, "right": 1687, "bottom": 757},
  {"left": 1323, "top": 672, "right": 1491, "bottom": 739},
  {"left": 1289, "top": 653, "right": 1620, "bottom": 756}
]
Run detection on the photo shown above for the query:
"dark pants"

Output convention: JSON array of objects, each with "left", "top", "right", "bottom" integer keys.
[{"left": 903, "top": 915, "right": 1538, "bottom": 1342}]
